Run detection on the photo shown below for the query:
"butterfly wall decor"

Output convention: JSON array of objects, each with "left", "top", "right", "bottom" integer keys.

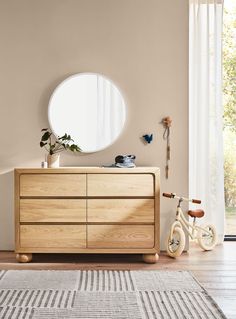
[{"left": 142, "top": 134, "right": 153, "bottom": 144}]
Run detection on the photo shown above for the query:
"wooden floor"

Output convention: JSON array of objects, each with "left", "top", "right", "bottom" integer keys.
[{"left": 0, "top": 242, "right": 235, "bottom": 318}]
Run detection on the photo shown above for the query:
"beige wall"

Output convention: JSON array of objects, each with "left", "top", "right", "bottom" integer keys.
[{"left": 0, "top": 0, "right": 188, "bottom": 250}]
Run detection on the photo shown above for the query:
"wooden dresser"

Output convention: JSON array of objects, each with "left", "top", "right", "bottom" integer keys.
[{"left": 15, "top": 167, "right": 160, "bottom": 263}]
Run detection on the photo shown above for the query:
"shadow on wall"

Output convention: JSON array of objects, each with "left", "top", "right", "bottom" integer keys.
[{"left": 0, "top": 170, "right": 14, "bottom": 250}]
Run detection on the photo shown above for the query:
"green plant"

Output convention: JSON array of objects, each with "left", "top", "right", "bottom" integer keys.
[{"left": 40, "top": 128, "right": 81, "bottom": 155}]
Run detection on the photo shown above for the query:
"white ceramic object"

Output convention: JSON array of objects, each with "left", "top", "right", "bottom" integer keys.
[{"left": 41, "top": 161, "right": 48, "bottom": 168}]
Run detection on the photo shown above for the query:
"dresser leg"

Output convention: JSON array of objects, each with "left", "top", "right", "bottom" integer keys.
[
  {"left": 16, "top": 253, "right": 32, "bottom": 263},
  {"left": 142, "top": 253, "right": 159, "bottom": 264}
]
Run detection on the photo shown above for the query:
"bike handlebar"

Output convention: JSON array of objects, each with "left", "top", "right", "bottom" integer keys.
[
  {"left": 162, "top": 192, "right": 201, "bottom": 204},
  {"left": 192, "top": 199, "right": 201, "bottom": 204},
  {"left": 163, "top": 193, "right": 174, "bottom": 198}
]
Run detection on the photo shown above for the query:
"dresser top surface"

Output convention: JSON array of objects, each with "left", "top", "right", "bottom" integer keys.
[{"left": 15, "top": 167, "right": 160, "bottom": 174}]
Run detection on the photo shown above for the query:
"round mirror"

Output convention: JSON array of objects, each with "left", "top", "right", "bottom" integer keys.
[{"left": 48, "top": 73, "right": 126, "bottom": 153}]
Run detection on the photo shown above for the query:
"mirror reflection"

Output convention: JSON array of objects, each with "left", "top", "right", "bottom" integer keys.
[{"left": 48, "top": 73, "right": 126, "bottom": 153}]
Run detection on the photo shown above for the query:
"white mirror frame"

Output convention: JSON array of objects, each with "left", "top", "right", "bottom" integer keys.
[{"left": 48, "top": 73, "right": 127, "bottom": 153}]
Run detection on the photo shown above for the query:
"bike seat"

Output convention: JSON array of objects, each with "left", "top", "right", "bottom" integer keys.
[{"left": 188, "top": 209, "right": 205, "bottom": 218}]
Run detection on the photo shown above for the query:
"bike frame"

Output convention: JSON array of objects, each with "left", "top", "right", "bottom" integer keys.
[{"left": 170, "top": 198, "right": 212, "bottom": 240}]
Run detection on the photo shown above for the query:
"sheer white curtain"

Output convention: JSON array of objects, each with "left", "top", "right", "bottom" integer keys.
[{"left": 189, "top": 0, "right": 225, "bottom": 242}]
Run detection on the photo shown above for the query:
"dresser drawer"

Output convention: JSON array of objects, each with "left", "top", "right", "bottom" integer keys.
[
  {"left": 20, "top": 199, "right": 86, "bottom": 223},
  {"left": 87, "top": 225, "right": 154, "bottom": 248},
  {"left": 87, "top": 199, "right": 154, "bottom": 223},
  {"left": 20, "top": 225, "right": 86, "bottom": 248},
  {"left": 87, "top": 174, "right": 154, "bottom": 197},
  {"left": 20, "top": 174, "right": 86, "bottom": 197}
]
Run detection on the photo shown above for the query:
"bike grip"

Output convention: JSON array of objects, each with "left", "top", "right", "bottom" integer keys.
[
  {"left": 192, "top": 199, "right": 201, "bottom": 204},
  {"left": 163, "top": 193, "right": 173, "bottom": 198}
]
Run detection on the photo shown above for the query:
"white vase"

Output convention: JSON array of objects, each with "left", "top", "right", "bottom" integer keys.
[{"left": 47, "top": 154, "right": 60, "bottom": 168}]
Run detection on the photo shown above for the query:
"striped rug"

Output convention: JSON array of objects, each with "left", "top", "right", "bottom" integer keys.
[{"left": 0, "top": 270, "right": 226, "bottom": 319}]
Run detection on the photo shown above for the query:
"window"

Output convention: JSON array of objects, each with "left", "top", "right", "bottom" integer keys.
[{"left": 223, "top": 0, "right": 236, "bottom": 240}]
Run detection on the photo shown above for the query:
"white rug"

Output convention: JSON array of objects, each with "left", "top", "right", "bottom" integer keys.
[{"left": 0, "top": 270, "right": 227, "bottom": 319}]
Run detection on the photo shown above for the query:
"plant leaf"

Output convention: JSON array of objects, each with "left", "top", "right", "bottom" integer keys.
[
  {"left": 40, "top": 141, "right": 46, "bottom": 147},
  {"left": 69, "top": 144, "right": 81, "bottom": 152},
  {"left": 41, "top": 131, "right": 51, "bottom": 141},
  {"left": 58, "top": 133, "right": 67, "bottom": 140}
]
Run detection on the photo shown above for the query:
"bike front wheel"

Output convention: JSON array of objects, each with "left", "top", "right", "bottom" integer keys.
[
  {"left": 166, "top": 227, "right": 185, "bottom": 258},
  {"left": 197, "top": 224, "right": 217, "bottom": 251}
]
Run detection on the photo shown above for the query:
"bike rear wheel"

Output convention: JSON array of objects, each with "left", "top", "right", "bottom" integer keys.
[
  {"left": 166, "top": 227, "right": 185, "bottom": 258},
  {"left": 197, "top": 224, "right": 217, "bottom": 251}
]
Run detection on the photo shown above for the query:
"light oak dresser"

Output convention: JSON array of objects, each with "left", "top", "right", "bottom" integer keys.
[{"left": 15, "top": 167, "right": 160, "bottom": 263}]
